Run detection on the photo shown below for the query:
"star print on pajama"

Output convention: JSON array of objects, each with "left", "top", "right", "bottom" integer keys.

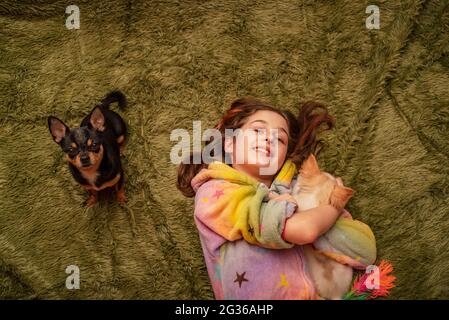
[
  {"left": 234, "top": 272, "right": 248, "bottom": 288},
  {"left": 278, "top": 274, "right": 289, "bottom": 288},
  {"left": 212, "top": 189, "right": 224, "bottom": 199}
]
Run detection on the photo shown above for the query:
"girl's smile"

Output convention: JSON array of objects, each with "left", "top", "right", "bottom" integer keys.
[{"left": 253, "top": 146, "right": 270, "bottom": 156}]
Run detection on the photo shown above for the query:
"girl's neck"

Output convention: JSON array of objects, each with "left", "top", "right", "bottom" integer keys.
[{"left": 231, "top": 163, "right": 274, "bottom": 188}]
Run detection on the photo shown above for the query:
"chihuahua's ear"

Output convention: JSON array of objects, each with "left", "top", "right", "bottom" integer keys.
[
  {"left": 48, "top": 116, "right": 69, "bottom": 143},
  {"left": 299, "top": 154, "right": 321, "bottom": 177},
  {"left": 89, "top": 106, "right": 105, "bottom": 132},
  {"left": 330, "top": 185, "right": 354, "bottom": 211}
]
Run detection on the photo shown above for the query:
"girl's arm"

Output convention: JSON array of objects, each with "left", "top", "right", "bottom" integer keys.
[
  {"left": 282, "top": 205, "right": 340, "bottom": 245},
  {"left": 282, "top": 177, "right": 347, "bottom": 246},
  {"left": 194, "top": 179, "right": 299, "bottom": 250}
]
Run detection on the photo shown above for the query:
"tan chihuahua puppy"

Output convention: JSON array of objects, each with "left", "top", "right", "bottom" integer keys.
[{"left": 292, "top": 154, "right": 355, "bottom": 300}]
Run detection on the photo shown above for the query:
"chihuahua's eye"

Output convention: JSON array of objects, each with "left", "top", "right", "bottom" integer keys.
[
  {"left": 89, "top": 142, "right": 100, "bottom": 152},
  {"left": 87, "top": 138, "right": 98, "bottom": 150},
  {"left": 69, "top": 143, "right": 78, "bottom": 153}
]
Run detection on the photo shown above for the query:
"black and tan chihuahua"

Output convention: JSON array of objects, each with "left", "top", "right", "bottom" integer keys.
[{"left": 48, "top": 91, "right": 128, "bottom": 207}]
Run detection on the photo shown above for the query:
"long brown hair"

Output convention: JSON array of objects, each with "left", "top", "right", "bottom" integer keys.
[{"left": 177, "top": 97, "right": 334, "bottom": 197}]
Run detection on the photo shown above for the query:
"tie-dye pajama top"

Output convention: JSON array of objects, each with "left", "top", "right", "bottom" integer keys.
[{"left": 191, "top": 159, "right": 376, "bottom": 300}]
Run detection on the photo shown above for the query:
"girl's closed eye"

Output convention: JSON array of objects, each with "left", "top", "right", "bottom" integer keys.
[
  {"left": 277, "top": 133, "right": 287, "bottom": 144},
  {"left": 252, "top": 127, "right": 266, "bottom": 134},
  {"left": 272, "top": 132, "right": 287, "bottom": 145},
  {"left": 251, "top": 127, "right": 287, "bottom": 145}
]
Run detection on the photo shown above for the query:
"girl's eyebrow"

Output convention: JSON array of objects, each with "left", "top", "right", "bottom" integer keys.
[{"left": 249, "top": 120, "right": 288, "bottom": 136}]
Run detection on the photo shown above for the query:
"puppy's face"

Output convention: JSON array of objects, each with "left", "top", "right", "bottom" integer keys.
[
  {"left": 294, "top": 154, "right": 354, "bottom": 211},
  {"left": 48, "top": 107, "right": 105, "bottom": 170}
]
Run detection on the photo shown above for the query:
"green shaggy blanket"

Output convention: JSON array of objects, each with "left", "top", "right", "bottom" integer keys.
[{"left": 0, "top": 0, "right": 448, "bottom": 299}]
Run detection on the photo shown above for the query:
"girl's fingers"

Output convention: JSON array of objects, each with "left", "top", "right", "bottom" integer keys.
[
  {"left": 268, "top": 192, "right": 297, "bottom": 204},
  {"left": 340, "top": 209, "right": 353, "bottom": 219},
  {"left": 268, "top": 192, "right": 277, "bottom": 200}
]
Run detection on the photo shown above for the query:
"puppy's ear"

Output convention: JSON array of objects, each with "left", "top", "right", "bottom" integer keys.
[
  {"left": 89, "top": 106, "right": 105, "bottom": 132},
  {"left": 48, "top": 116, "right": 69, "bottom": 143},
  {"left": 299, "top": 154, "right": 320, "bottom": 177},
  {"left": 330, "top": 185, "right": 354, "bottom": 211}
]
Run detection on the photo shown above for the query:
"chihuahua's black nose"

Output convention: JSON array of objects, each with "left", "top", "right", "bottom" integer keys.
[{"left": 80, "top": 154, "right": 90, "bottom": 166}]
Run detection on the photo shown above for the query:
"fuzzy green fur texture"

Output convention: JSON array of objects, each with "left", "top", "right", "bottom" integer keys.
[{"left": 0, "top": 0, "right": 448, "bottom": 299}]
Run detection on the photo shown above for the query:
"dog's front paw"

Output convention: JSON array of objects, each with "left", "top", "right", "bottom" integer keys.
[
  {"left": 117, "top": 188, "right": 127, "bottom": 205},
  {"left": 85, "top": 195, "right": 99, "bottom": 207}
]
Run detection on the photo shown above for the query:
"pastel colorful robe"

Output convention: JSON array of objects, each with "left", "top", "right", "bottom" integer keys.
[{"left": 191, "top": 159, "right": 376, "bottom": 300}]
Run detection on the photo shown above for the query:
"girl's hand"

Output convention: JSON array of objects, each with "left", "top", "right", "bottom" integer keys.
[
  {"left": 268, "top": 192, "right": 297, "bottom": 204},
  {"left": 340, "top": 209, "right": 353, "bottom": 219}
]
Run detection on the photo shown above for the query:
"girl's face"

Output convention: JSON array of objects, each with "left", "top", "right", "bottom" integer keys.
[{"left": 225, "top": 110, "right": 289, "bottom": 181}]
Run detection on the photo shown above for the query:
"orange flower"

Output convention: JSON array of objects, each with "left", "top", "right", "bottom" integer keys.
[{"left": 351, "top": 260, "right": 396, "bottom": 299}]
